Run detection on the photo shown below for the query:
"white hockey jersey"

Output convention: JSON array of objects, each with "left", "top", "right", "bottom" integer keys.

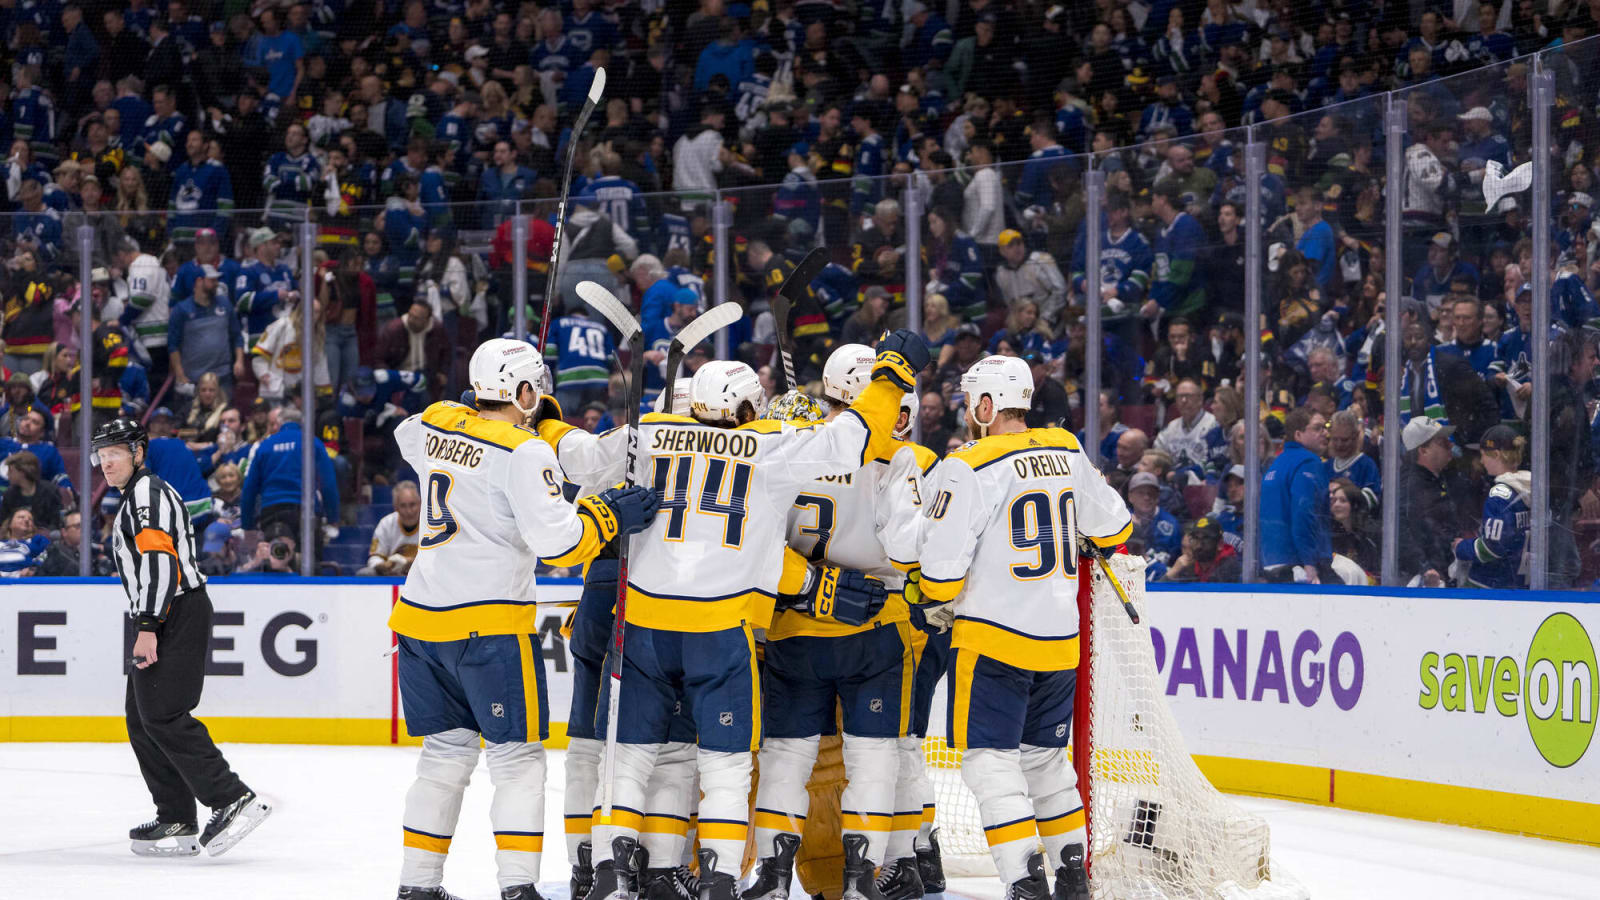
[
  {"left": 919, "top": 428, "right": 1132, "bottom": 671},
  {"left": 540, "top": 380, "right": 905, "bottom": 633},
  {"left": 388, "top": 401, "right": 611, "bottom": 641},
  {"left": 771, "top": 438, "right": 938, "bottom": 640},
  {"left": 125, "top": 252, "right": 171, "bottom": 349}
]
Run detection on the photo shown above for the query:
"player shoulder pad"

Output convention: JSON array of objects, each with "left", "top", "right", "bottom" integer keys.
[
  {"left": 1488, "top": 483, "right": 1515, "bottom": 501},
  {"left": 737, "top": 418, "right": 817, "bottom": 434},
  {"left": 642, "top": 411, "right": 698, "bottom": 426}
]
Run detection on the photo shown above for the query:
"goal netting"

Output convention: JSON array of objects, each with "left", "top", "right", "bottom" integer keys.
[{"left": 923, "top": 552, "right": 1307, "bottom": 899}]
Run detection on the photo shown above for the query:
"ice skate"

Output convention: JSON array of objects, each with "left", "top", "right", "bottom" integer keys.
[
  {"left": 741, "top": 832, "right": 799, "bottom": 900},
  {"left": 129, "top": 818, "right": 200, "bottom": 857},
  {"left": 1004, "top": 853, "right": 1050, "bottom": 900},
  {"left": 696, "top": 848, "right": 738, "bottom": 900},
  {"left": 502, "top": 883, "right": 545, "bottom": 900},
  {"left": 591, "top": 835, "right": 647, "bottom": 900},
  {"left": 397, "top": 887, "right": 465, "bottom": 900},
  {"left": 642, "top": 864, "right": 698, "bottom": 900},
  {"left": 572, "top": 839, "right": 596, "bottom": 900},
  {"left": 1052, "top": 843, "right": 1088, "bottom": 900},
  {"left": 199, "top": 789, "right": 272, "bottom": 856},
  {"left": 914, "top": 828, "right": 945, "bottom": 894},
  {"left": 840, "top": 834, "right": 886, "bottom": 900},
  {"left": 875, "top": 856, "right": 925, "bottom": 900}
]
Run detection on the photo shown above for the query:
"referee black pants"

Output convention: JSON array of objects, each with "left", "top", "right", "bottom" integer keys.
[{"left": 125, "top": 588, "right": 248, "bottom": 824}]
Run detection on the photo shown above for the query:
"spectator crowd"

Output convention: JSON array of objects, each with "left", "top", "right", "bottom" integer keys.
[{"left": 0, "top": 0, "right": 1596, "bottom": 588}]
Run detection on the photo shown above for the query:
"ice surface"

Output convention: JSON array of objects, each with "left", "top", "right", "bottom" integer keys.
[{"left": 3, "top": 743, "right": 1597, "bottom": 899}]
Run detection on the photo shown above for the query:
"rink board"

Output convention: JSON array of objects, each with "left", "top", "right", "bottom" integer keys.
[{"left": 3, "top": 578, "right": 1598, "bottom": 844}]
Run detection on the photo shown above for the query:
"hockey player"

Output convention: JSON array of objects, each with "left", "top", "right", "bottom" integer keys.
[
  {"left": 746, "top": 344, "right": 936, "bottom": 900},
  {"left": 537, "top": 330, "right": 929, "bottom": 900},
  {"left": 390, "top": 338, "right": 661, "bottom": 900},
  {"left": 918, "top": 356, "right": 1133, "bottom": 900}
]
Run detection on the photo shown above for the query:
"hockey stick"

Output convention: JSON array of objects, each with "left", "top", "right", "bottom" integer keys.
[
  {"left": 662, "top": 302, "right": 745, "bottom": 412},
  {"left": 1079, "top": 538, "right": 1141, "bottom": 624},
  {"left": 536, "top": 67, "right": 608, "bottom": 352},
  {"left": 575, "top": 280, "right": 644, "bottom": 822},
  {"left": 768, "top": 247, "right": 830, "bottom": 392}
]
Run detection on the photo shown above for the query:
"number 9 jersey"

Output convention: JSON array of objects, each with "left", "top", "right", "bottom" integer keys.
[{"left": 917, "top": 428, "right": 1132, "bottom": 672}]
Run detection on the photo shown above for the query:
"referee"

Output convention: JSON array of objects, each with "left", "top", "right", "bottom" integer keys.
[{"left": 95, "top": 418, "right": 271, "bottom": 857}]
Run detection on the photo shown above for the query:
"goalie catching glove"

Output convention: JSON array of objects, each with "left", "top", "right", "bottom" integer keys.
[
  {"left": 779, "top": 562, "right": 888, "bottom": 626},
  {"left": 872, "top": 329, "right": 932, "bottom": 392},
  {"left": 902, "top": 567, "right": 954, "bottom": 633}
]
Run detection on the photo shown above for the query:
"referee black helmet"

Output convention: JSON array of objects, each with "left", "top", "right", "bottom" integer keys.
[{"left": 91, "top": 417, "right": 148, "bottom": 463}]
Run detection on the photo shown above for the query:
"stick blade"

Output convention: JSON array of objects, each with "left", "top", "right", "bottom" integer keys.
[
  {"left": 577, "top": 281, "right": 640, "bottom": 342},
  {"left": 675, "top": 301, "right": 744, "bottom": 351},
  {"left": 588, "top": 67, "right": 607, "bottom": 104},
  {"left": 777, "top": 247, "right": 830, "bottom": 301}
]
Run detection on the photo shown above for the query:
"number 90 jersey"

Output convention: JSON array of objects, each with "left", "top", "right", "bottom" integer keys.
[
  {"left": 772, "top": 440, "right": 938, "bottom": 640},
  {"left": 918, "top": 428, "right": 1132, "bottom": 672}
]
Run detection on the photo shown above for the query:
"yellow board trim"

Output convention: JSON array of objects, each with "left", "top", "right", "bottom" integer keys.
[
  {"left": 403, "top": 828, "right": 452, "bottom": 854},
  {"left": 494, "top": 832, "right": 544, "bottom": 853},
  {"left": 983, "top": 818, "right": 1038, "bottom": 847}
]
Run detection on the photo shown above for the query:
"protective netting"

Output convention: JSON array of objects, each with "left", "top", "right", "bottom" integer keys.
[{"left": 922, "top": 555, "right": 1307, "bottom": 897}]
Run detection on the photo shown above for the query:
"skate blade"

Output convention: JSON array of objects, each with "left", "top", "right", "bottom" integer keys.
[
  {"left": 131, "top": 836, "right": 202, "bottom": 857},
  {"left": 204, "top": 798, "right": 272, "bottom": 857}
]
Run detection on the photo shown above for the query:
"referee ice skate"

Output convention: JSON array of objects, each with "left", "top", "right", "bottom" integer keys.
[{"left": 96, "top": 418, "right": 271, "bottom": 858}]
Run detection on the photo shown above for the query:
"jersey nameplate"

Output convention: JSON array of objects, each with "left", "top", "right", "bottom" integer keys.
[
  {"left": 1013, "top": 452, "right": 1074, "bottom": 480},
  {"left": 425, "top": 433, "right": 486, "bottom": 468},
  {"left": 649, "top": 428, "right": 760, "bottom": 458}
]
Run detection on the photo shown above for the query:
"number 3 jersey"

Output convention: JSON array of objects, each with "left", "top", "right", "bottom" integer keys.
[
  {"left": 539, "top": 380, "right": 905, "bottom": 633},
  {"left": 772, "top": 439, "right": 938, "bottom": 640},
  {"left": 918, "top": 428, "right": 1132, "bottom": 671},
  {"left": 388, "top": 401, "right": 612, "bottom": 642}
]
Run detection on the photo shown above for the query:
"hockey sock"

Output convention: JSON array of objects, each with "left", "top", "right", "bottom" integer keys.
[
  {"left": 752, "top": 736, "right": 819, "bottom": 857},
  {"left": 486, "top": 739, "right": 547, "bottom": 889},
  {"left": 887, "top": 735, "right": 927, "bottom": 860},
  {"left": 565, "top": 737, "right": 602, "bottom": 865},
  {"left": 696, "top": 748, "right": 754, "bottom": 876},
  {"left": 961, "top": 747, "right": 1038, "bottom": 885},
  {"left": 640, "top": 741, "right": 697, "bottom": 868},
  {"left": 1020, "top": 744, "right": 1086, "bottom": 864},
  {"left": 841, "top": 734, "right": 898, "bottom": 864},
  {"left": 400, "top": 728, "right": 480, "bottom": 888},
  {"left": 593, "top": 741, "right": 659, "bottom": 863}
]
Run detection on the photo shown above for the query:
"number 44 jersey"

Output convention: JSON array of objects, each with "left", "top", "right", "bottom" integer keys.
[{"left": 918, "top": 428, "right": 1132, "bottom": 672}]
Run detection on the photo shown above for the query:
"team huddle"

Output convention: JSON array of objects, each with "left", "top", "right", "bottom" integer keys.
[{"left": 387, "top": 318, "right": 1132, "bottom": 900}]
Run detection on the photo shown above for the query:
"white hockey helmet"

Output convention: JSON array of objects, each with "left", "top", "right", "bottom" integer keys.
[
  {"left": 821, "top": 342, "right": 877, "bottom": 404},
  {"left": 469, "top": 337, "right": 547, "bottom": 415},
  {"left": 893, "top": 391, "right": 917, "bottom": 440},
  {"left": 690, "top": 360, "right": 764, "bottom": 424},
  {"left": 654, "top": 380, "right": 693, "bottom": 415},
  {"left": 961, "top": 355, "right": 1034, "bottom": 415}
]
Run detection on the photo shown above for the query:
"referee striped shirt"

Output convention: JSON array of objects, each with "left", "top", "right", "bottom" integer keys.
[{"left": 110, "top": 468, "right": 206, "bottom": 629}]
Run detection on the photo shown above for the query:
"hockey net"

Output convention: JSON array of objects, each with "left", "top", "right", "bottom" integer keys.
[{"left": 923, "top": 552, "right": 1306, "bottom": 898}]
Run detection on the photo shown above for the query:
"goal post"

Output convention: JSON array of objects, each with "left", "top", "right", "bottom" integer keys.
[{"left": 923, "top": 552, "right": 1307, "bottom": 899}]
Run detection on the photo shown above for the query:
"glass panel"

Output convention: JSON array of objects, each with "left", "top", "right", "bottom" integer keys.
[{"left": 1388, "top": 52, "right": 1536, "bottom": 590}]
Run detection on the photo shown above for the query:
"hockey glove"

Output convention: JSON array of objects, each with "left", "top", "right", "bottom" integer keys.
[
  {"left": 459, "top": 389, "right": 478, "bottom": 410},
  {"left": 873, "top": 329, "right": 931, "bottom": 392},
  {"left": 533, "top": 394, "right": 564, "bottom": 427},
  {"left": 903, "top": 568, "right": 955, "bottom": 634},
  {"left": 782, "top": 564, "right": 887, "bottom": 626},
  {"left": 595, "top": 485, "right": 662, "bottom": 536}
]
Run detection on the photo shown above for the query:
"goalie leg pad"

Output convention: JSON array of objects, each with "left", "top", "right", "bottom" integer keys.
[
  {"left": 961, "top": 746, "right": 1038, "bottom": 886},
  {"left": 486, "top": 738, "right": 548, "bottom": 889},
  {"left": 696, "top": 747, "right": 754, "bottom": 877},
  {"left": 1019, "top": 744, "right": 1085, "bottom": 866},
  {"left": 840, "top": 734, "right": 899, "bottom": 864},
  {"left": 887, "top": 736, "right": 928, "bottom": 860},
  {"left": 640, "top": 740, "right": 698, "bottom": 868},
  {"left": 400, "top": 727, "right": 480, "bottom": 888},
  {"left": 754, "top": 736, "right": 821, "bottom": 856},
  {"left": 565, "top": 737, "right": 603, "bottom": 864}
]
